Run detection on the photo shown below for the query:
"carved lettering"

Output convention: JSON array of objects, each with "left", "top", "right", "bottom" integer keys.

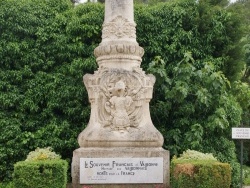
[{"left": 80, "top": 158, "right": 164, "bottom": 183}]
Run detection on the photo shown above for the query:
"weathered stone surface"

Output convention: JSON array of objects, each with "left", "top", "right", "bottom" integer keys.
[
  {"left": 72, "top": 147, "right": 170, "bottom": 188},
  {"left": 76, "top": 0, "right": 159, "bottom": 148},
  {"left": 94, "top": 43, "right": 144, "bottom": 69},
  {"left": 103, "top": 0, "right": 135, "bottom": 42},
  {"left": 72, "top": 0, "right": 170, "bottom": 187},
  {"left": 78, "top": 67, "right": 163, "bottom": 147},
  {"left": 95, "top": 0, "right": 142, "bottom": 69},
  {"left": 80, "top": 158, "right": 163, "bottom": 183}
]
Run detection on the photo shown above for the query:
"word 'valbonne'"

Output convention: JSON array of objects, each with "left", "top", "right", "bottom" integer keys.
[{"left": 85, "top": 160, "right": 158, "bottom": 169}]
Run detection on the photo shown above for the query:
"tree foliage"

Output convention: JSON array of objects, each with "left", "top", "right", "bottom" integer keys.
[
  {"left": 227, "top": 0, "right": 250, "bottom": 166},
  {"left": 230, "top": 0, "right": 250, "bottom": 84},
  {"left": 136, "top": 1, "right": 245, "bottom": 187},
  {"left": 0, "top": 0, "right": 103, "bottom": 181},
  {"left": 134, "top": 0, "right": 168, "bottom": 5},
  {"left": 0, "top": 0, "right": 248, "bottom": 187}
]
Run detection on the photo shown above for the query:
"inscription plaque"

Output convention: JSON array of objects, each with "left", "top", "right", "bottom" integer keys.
[
  {"left": 232, "top": 128, "right": 250, "bottom": 139},
  {"left": 80, "top": 158, "right": 163, "bottom": 184}
]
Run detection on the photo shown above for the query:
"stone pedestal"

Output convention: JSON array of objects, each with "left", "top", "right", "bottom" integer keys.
[{"left": 72, "top": 147, "right": 170, "bottom": 188}]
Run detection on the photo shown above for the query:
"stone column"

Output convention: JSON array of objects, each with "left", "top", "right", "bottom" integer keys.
[
  {"left": 72, "top": 0, "right": 170, "bottom": 187},
  {"left": 94, "top": 0, "right": 143, "bottom": 70},
  {"left": 104, "top": 0, "right": 134, "bottom": 24}
]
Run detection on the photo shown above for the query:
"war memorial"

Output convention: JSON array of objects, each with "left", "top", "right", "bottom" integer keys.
[{"left": 72, "top": 0, "right": 170, "bottom": 187}]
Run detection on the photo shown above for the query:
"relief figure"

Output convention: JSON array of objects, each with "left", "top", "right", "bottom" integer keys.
[{"left": 106, "top": 80, "right": 133, "bottom": 131}]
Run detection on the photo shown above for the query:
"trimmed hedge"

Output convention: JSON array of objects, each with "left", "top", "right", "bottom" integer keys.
[
  {"left": 13, "top": 159, "right": 67, "bottom": 188},
  {"left": 171, "top": 159, "right": 231, "bottom": 188}
]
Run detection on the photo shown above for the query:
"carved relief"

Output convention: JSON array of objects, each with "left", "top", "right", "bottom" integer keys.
[
  {"left": 94, "top": 44, "right": 144, "bottom": 64},
  {"left": 76, "top": 0, "right": 166, "bottom": 149},
  {"left": 106, "top": 80, "right": 133, "bottom": 131},
  {"left": 102, "top": 16, "right": 136, "bottom": 40},
  {"left": 83, "top": 68, "right": 155, "bottom": 132}
]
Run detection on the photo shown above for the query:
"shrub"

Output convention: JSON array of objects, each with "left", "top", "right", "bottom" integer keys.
[
  {"left": 177, "top": 149, "right": 217, "bottom": 161},
  {"left": 25, "top": 147, "right": 61, "bottom": 161},
  {"left": 171, "top": 150, "right": 231, "bottom": 188},
  {"left": 13, "top": 147, "right": 67, "bottom": 188},
  {"left": 243, "top": 165, "right": 250, "bottom": 185},
  {"left": 13, "top": 160, "right": 68, "bottom": 188},
  {"left": 0, "top": 182, "right": 14, "bottom": 188}
]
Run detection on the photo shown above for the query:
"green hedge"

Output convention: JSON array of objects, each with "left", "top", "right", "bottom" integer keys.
[
  {"left": 13, "top": 160, "right": 67, "bottom": 188},
  {"left": 171, "top": 159, "right": 231, "bottom": 188},
  {"left": 0, "top": 0, "right": 244, "bottom": 187}
]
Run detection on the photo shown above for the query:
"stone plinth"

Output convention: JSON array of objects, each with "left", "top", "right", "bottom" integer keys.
[{"left": 72, "top": 147, "right": 170, "bottom": 188}]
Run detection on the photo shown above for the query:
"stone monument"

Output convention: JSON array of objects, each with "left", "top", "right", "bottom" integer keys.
[{"left": 72, "top": 0, "right": 170, "bottom": 187}]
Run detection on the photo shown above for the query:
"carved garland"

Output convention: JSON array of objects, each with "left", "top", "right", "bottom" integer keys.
[{"left": 102, "top": 16, "right": 136, "bottom": 39}]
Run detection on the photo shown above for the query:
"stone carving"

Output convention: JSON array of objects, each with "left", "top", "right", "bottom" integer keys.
[
  {"left": 76, "top": 0, "right": 165, "bottom": 148},
  {"left": 72, "top": 0, "right": 169, "bottom": 187},
  {"left": 94, "top": 43, "right": 144, "bottom": 68},
  {"left": 102, "top": 16, "right": 136, "bottom": 40},
  {"left": 94, "top": 44, "right": 144, "bottom": 59},
  {"left": 83, "top": 67, "right": 156, "bottom": 133},
  {"left": 106, "top": 80, "right": 133, "bottom": 131}
]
